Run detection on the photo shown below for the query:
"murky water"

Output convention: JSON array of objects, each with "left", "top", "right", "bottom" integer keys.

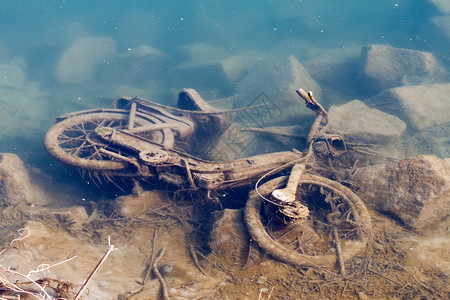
[{"left": 0, "top": 1, "right": 449, "bottom": 299}]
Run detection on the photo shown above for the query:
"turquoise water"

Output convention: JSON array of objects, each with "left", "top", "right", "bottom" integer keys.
[
  {"left": 0, "top": 0, "right": 448, "bottom": 185},
  {"left": 0, "top": 1, "right": 441, "bottom": 52}
]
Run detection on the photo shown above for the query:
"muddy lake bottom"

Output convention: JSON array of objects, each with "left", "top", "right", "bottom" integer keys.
[{"left": 0, "top": 171, "right": 448, "bottom": 300}]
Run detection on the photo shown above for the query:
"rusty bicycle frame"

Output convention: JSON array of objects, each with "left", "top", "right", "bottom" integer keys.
[
  {"left": 44, "top": 88, "right": 372, "bottom": 271},
  {"left": 45, "top": 89, "right": 309, "bottom": 190}
]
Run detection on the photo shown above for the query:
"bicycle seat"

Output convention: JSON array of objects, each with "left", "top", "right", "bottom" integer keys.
[
  {"left": 177, "top": 88, "right": 229, "bottom": 130},
  {"left": 177, "top": 89, "right": 216, "bottom": 112}
]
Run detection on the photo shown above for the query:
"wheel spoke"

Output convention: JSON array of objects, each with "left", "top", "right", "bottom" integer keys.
[
  {"left": 46, "top": 112, "right": 171, "bottom": 171},
  {"left": 72, "top": 141, "right": 89, "bottom": 156},
  {"left": 86, "top": 145, "right": 102, "bottom": 160},
  {"left": 95, "top": 119, "right": 107, "bottom": 130}
]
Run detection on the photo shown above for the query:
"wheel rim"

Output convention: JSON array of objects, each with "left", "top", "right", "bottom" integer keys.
[
  {"left": 245, "top": 175, "right": 372, "bottom": 268},
  {"left": 45, "top": 111, "right": 174, "bottom": 171}
]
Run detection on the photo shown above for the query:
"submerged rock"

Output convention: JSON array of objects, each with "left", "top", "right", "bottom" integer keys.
[
  {"left": 405, "top": 121, "right": 450, "bottom": 159},
  {"left": 303, "top": 44, "right": 361, "bottom": 92},
  {"left": 431, "top": 15, "right": 450, "bottom": 40},
  {"left": 0, "top": 60, "right": 51, "bottom": 139},
  {"left": 0, "top": 86, "right": 50, "bottom": 139},
  {"left": 0, "top": 153, "right": 49, "bottom": 207},
  {"left": 357, "top": 44, "right": 446, "bottom": 94},
  {"left": 107, "top": 44, "right": 167, "bottom": 88},
  {"left": 429, "top": 0, "right": 450, "bottom": 14},
  {"left": 202, "top": 123, "right": 260, "bottom": 160},
  {"left": 236, "top": 55, "right": 322, "bottom": 125},
  {"left": 107, "top": 84, "right": 154, "bottom": 100},
  {"left": 169, "top": 44, "right": 260, "bottom": 94},
  {"left": 0, "top": 64, "right": 26, "bottom": 89},
  {"left": 114, "top": 188, "right": 168, "bottom": 218},
  {"left": 1, "top": 220, "right": 144, "bottom": 299},
  {"left": 169, "top": 60, "right": 235, "bottom": 94},
  {"left": 328, "top": 100, "right": 406, "bottom": 144},
  {"left": 353, "top": 155, "right": 450, "bottom": 231},
  {"left": 55, "top": 36, "right": 117, "bottom": 85},
  {"left": 368, "top": 83, "right": 450, "bottom": 131},
  {"left": 367, "top": 84, "right": 450, "bottom": 158}
]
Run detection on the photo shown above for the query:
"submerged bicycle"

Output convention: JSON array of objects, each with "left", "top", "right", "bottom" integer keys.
[{"left": 44, "top": 88, "right": 372, "bottom": 271}]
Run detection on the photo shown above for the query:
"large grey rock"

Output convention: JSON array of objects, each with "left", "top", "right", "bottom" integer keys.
[
  {"left": 183, "top": 43, "right": 229, "bottom": 63},
  {"left": 0, "top": 153, "right": 49, "bottom": 206},
  {"left": 431, "top": 15, "right": 450, "bottom": 39},
  {"left": 241, "top": 124, "right": 309, "bottom": 153},
  {"left": 107, "top": 84, "right": 154, "bottom": 100},
  {"left": 235, "top": 55, "right": 322, "bottom": 125},
  {"left": 106, "top": 44, "right": 167, "bottom": 88},
  {"left": 368, "top": 83, "right": 450, "bottom": 131},
  {"left": 169, "top": 60, "right": 234, "bottom": 94},
  {"left": 429, "top": 0, "right": 450, "bottom": 14},
  {"left": 328, "top": 100, "right": 406, "bottom": 144},
  {"left": 406, "top": 121, "right": 450, "bottom": 159},
  {"left": 357, "top": 44, "right": 446, "bottom": 93},
  {"left": 201, "top": 122, "right": 260, "bottom": 160},
  {"left": 0, "top": 64, "right": 26, "bottom": 89},
  {"left": 199, "top": 114, "right": 304, "bottom": 160},
  {"left": 303, "top": 44, "right": 361, "bottom": 88},
  {"left": 55, "top": 36, "right": 117, "bottom": 85},
  {"left": 169, "top": 44, "right": 261, "bottom": 93},
  {"left": 0, "top": 62, "right": 50, "bottom": 139},
  {"left": 114, "top": 188, "right": 167, "bottom": 218},
  {"left": 353, "top": 155, "right": 450, "bottom": 230}
]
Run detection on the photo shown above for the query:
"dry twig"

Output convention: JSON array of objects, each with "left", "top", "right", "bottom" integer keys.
[
  {"left": 152, "top": 248, "right": 170, "bottom": 300},
  {"left": 74, "top": 236, "right": 117, "bottom": 300},
  {"left": 0, "top": 228, "right": 78, "bottom": 300},
  {"left": 333, "top": 227, "right": 346, "bottom": 276},
  {"left": 189, "top": 245, "right": 207, "bottom": 276}
]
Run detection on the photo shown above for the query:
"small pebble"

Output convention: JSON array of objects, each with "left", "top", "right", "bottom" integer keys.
[
  {"left": 256, "top": 275, "right": 267, "bottom": 284},
  {"left": 160, "top": 263, "right": 173, "bottom": 274}
]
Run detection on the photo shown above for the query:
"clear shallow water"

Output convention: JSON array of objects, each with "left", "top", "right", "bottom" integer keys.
[
  {"left": 0, "top": 1, "right": 448, "bottom": 185},
  {"left": 0, "top": 1, "right": 441, "bottom": 51}
]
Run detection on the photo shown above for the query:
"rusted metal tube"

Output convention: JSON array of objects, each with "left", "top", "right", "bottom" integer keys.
[{"left": 127, "top": 101, "right": 137, "bottom": 131}]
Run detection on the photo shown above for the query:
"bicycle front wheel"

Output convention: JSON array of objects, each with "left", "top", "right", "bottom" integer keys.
[{"left": 245, "top": 175, "right": 372, "bottom": 268}]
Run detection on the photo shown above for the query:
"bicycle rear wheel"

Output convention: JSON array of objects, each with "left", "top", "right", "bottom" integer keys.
[
  {"left": 245, "top": 175, "right": 372, "bottom": 268},
  {"left": 45, "top": 110, "right": 174, "bottom": 171}
]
